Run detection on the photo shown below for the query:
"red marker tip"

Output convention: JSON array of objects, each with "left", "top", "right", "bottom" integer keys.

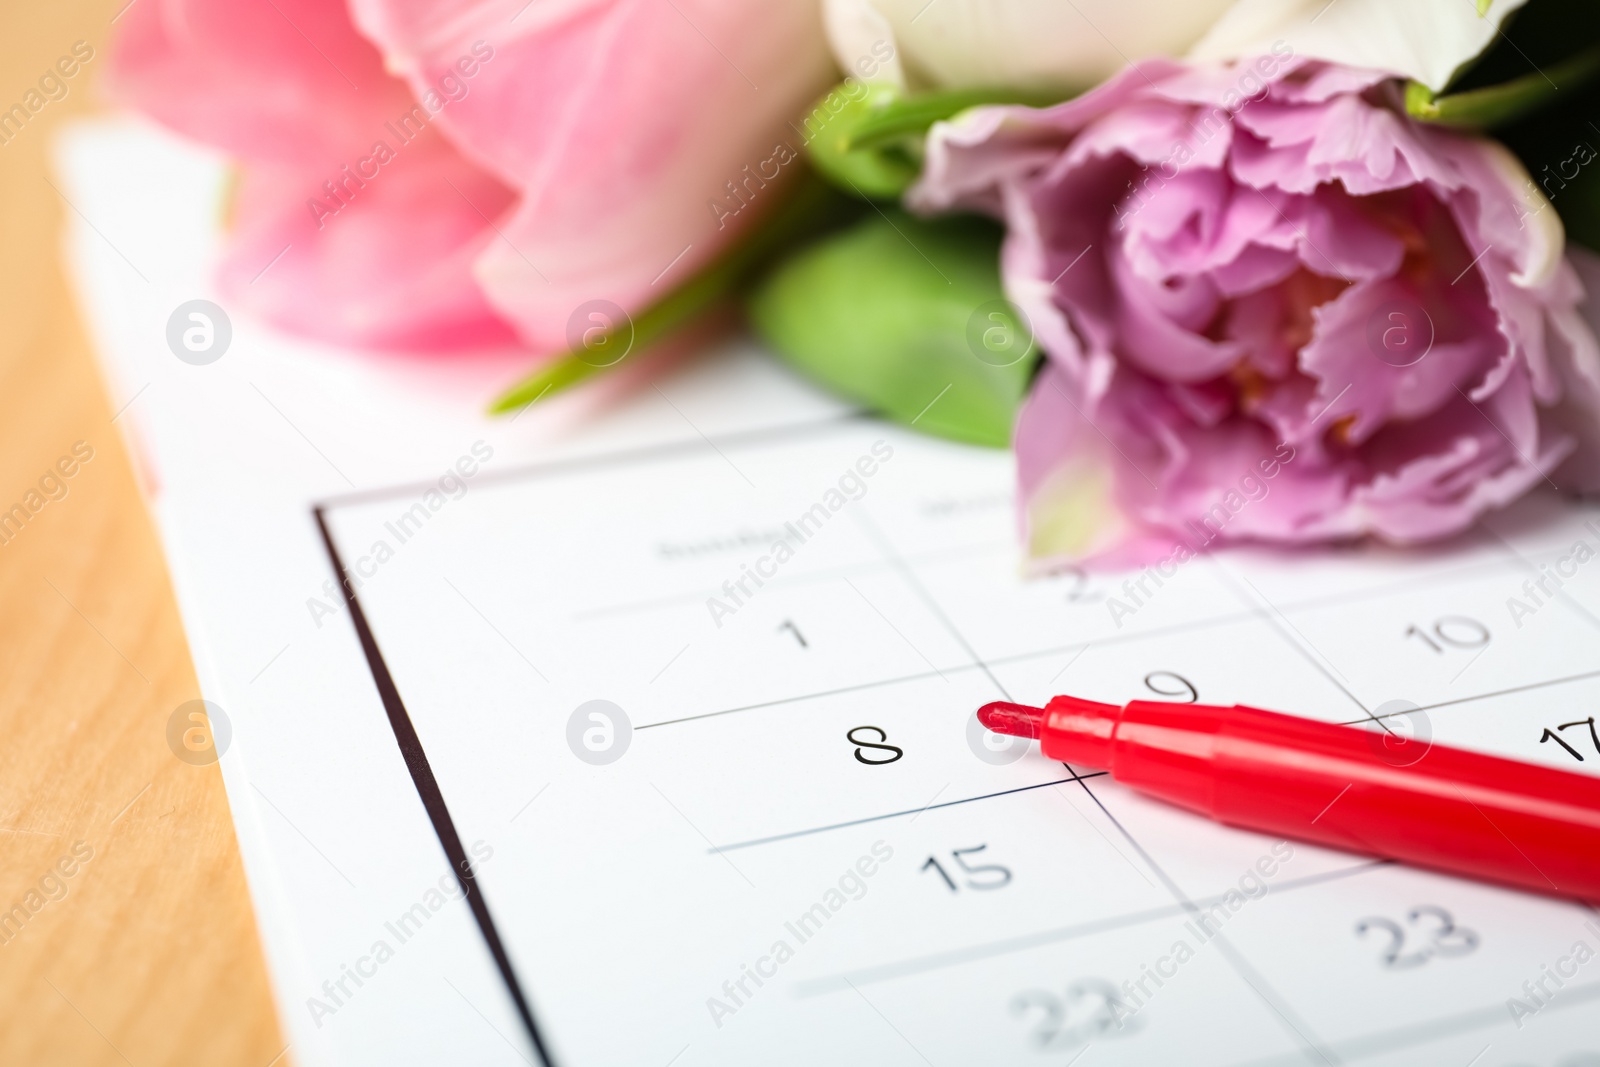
[{"left": 977, "top": 701, "right": 1045, "bottom": 738}]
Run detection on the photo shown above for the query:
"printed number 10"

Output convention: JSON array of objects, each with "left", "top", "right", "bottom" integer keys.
[{"left": 1405, "top": 616, "right": 1489, "bottom": 653}]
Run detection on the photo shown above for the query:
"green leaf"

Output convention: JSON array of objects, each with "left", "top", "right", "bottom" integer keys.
[
  {"left": 748, "top": 211, "right": 1039, "bottom": 448},
  {"left": 1407, "top": 41, "right": 1600, "bottom": 128}
]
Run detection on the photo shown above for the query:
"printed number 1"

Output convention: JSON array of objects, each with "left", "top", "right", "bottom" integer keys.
[
  {"left": 778, "top": 620, "right": 808, "bottom": 648},
  {"left": 922, "top": 845, "right": 1013, "bottom": 892}
]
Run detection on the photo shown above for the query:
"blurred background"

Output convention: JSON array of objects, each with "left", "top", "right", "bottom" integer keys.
[{"left": 0, "top": 2, "right": 282, "bottom": 1062}]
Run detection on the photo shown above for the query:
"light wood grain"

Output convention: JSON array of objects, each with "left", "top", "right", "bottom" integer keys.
[{"left": 0, "top": 1, "right": 287, "bottom": 1063}]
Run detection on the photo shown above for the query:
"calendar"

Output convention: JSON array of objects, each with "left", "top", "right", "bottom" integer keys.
[
  {"left": 321, "top": 417, "right": 1600, "bottom": 1066},
  {"left": 63, "top": 119, "right": 1600, "bottom": 1067}
]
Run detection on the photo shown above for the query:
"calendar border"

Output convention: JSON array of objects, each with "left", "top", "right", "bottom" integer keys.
[
  {"left": 309, "top": 413, "right": 868, "bottom": 1064},
  {"left": 311, "top": 415, "right": 1600, "bottom": 1067}
]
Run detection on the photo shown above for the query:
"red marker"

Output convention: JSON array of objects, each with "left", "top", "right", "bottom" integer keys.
[{"left": 979, "top": 696, "right": 1600, "bottom": 900}]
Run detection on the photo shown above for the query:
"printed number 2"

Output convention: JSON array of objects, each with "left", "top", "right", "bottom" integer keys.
[{"left": 922, "top": 845, "right": 1012, "bottom": 892}]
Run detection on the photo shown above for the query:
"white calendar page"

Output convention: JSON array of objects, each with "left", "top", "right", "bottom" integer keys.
[
  {"left": 61, "top": 119, "right": 1600, "bottom": 1067},
  {"left": 326, "top": 418, "right": 1600, "bottom": 1067}
]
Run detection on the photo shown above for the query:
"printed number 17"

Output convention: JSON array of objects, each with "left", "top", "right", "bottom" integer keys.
[{"left": 1540, "top": 717, "right": 1600, "bottom": 761}]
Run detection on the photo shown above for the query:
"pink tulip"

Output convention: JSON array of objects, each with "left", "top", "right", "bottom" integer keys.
[
  {"left": 111, "top": 0, "right": 836, "bottom": 353},
  {"left": 914, "top": 57, "right": 1600, "bottom": 562}
]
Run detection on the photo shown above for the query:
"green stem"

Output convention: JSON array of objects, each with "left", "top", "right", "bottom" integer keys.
[
  {"left": 488, "top": 170, "right": 862, "bottom": 415},
  {"left": 846, "top": 86, "right": 1072, "bottom": 150},
  {"left": 1407, "top": 42, "right": 1600, "bottom": 129}
]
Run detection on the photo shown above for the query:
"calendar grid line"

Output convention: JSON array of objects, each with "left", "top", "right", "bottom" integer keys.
[
  {"left": 1229, "top": 977, "right": 1600, "bottom": 1067},
  {"left": 1155, "top": 541, "right": 1563, "bottom": 631},
  {"left": 570, "top": 524, "right": 1549, "bottom": 629},
  {"left": 1064, "top": 775, "right": 1339, "bottom": 1066},
  {"left": 629, "top": 548, "right": 1591, "bottom": 736},
  {"left": 636, "top": 667, "right": 969, "bottom": 730},
  {"left": 313, "top": 409, "right": 869, "bottom": 510},
  {"left": 636, "top": 608, "right": 1277, "bottom": 731},
  {"left": 1209, "top": 557, "right": 1372, "bottom": 717},
  {"left": 1347, "top": 665, "right": 1600, "bottom": 722},
  {"left": 571, "top": 538, "right": 1005, "bottom": 622},
  {"left": 707, "top": 774, "right": 1098, "bottom": 852},
  {"left": 794, "top": 861, "right": 1388, "bottom": 995},
  {"left": 1214, "top": 947, "right": 1339, "bottom": 1067},
  {"left": 853, "top": 508, "right": 1016, "bottom": 703},
  {"left": 314, "top": 413, "right": 1600, "bottom": 1065},
  {"left": 1480, "top": 523, "right": 1600, "bottom": 636}
]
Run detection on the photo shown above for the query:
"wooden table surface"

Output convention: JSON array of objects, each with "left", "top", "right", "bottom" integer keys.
[{"left": 0, "top": 1, "right": 286, "bottom": 1063}]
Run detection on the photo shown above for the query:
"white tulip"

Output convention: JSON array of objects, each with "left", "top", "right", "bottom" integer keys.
[
  {"left": 1190, "top": 0, "right": 1530, "bottom": 91},
  {"left": 826, "top": 0, "right": 1531, "bottom": 94},
  {"left": 824, "top": 0, "right": 1239, "bottom": 91}
]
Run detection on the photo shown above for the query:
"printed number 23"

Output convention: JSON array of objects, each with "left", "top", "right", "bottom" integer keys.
[{"left": 1356, "top": 905, "right": 1478, "bottom": 968}]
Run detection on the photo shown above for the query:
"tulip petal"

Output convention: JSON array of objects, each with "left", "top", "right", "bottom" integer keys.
[
  {"left": 110, "top": 0, "right": 521, "bottom": 350},
  {"left": 916, "top": 55, "right": 1600, "bottom": 558},
  {"left": 108, "top": 0, "right": 412, "bottom": 169},
  {"left": 349, "top": 0, "right": 838, "bottom": 351},
  {"left": 823, "top": 0, "right": 908, "bottom": 88},
  {"left": 1190, "top": 0, "right": 1531, "bottom": 91},
  {"left": 217, "top": 133, "right": 519, "bottom": 352},
  {"left": 823, "top": 0, "right": 1238, "bottom": 92}
]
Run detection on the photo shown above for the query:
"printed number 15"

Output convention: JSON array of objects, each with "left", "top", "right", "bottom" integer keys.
[{"left": 922, "top": 845, "right": 1012, "bottom": 892}]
